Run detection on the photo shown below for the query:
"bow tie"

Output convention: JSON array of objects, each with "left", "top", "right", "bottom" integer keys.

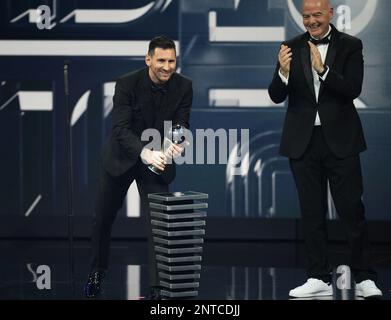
[
  {"left": 151, "top": 84, "right": 167, "bottom": 94},
  {"left": 309, "top": 36, "right": 330, "bottom": 46}
]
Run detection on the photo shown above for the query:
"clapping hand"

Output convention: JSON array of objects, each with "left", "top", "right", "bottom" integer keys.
[
  {"left": 308, "top": 41, "right": 325, "bottom": 74},
  {"left": 279, "top": 44, "right": 292, "bottom": 78}
]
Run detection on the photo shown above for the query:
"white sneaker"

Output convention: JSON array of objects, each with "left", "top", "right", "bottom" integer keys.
[
  {"left": 355, "top": 280, "right": 382, "bottom": 298},
  {"left": 289, "top": 278, "right": 333, "bottom": 298}
]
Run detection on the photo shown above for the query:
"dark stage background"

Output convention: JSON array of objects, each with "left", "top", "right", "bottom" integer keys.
[{"left": 1, "top": 0, "right": 390, "bottom": 240}]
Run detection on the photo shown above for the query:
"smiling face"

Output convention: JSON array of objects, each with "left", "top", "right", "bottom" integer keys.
[
  {"left": 145, "top": 47, "right": 176, "bottom": 84},
  {"left": 302, "top": 0, "right": 333, "bottom": 39}
]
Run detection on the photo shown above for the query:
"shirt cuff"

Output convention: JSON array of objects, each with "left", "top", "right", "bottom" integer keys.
[{"left": 278, "top": 69, "right": 289, "bottom": 85}]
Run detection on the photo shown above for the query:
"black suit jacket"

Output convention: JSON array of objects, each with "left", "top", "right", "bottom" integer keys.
[
  {"left": 268, "top": 24, "right": 366, "bottom": 159},
  {"left": 102, "top": 67, "right": 192, "bottom": 184}
]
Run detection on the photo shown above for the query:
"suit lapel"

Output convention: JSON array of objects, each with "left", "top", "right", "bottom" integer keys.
[
  {"left": 319, "top": 26, "right": 338, "bottom": 98},
  {"left": 300, "top": 37, "right": 316, "bottom": 100}
]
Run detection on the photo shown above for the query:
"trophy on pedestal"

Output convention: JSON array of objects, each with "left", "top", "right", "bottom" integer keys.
[
  {"left": 148, "top": 191, "right": 208, "bottom": 299},
  {"left": 148, "top": 124, "right": 186, "bottom": 175}
]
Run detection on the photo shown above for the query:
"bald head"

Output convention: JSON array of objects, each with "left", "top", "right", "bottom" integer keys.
[
  {"left": 302, "top": 0, "right": 333, "bottom": 39},
  {"left": 302, "top": 0, "right": 331, "bottom": 10}
]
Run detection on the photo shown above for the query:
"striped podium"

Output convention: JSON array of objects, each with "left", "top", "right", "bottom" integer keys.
[{"left": 148, "top": 191, "right": 208, "bottom": 299}]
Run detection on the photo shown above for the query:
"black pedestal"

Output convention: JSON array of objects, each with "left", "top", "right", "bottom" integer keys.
[{"left": 148, "top": 191, "right": 208, "bottom": 299}]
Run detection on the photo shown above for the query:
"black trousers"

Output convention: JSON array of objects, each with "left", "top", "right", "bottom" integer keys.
[
  {"left": 289, "top": 126, "right": 376, "bottom": 283},
  {"left": 89, "top": 160, "right": 168, "bottom": 287}
]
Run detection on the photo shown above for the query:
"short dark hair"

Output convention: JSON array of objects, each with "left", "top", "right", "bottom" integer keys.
[{"left": 148, "top": 35, "right": 176, "bottom": 56}]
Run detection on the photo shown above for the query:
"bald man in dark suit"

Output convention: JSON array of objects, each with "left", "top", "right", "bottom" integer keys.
[{"left": 269, "top": 0, "right": 382, "bottom": 299}]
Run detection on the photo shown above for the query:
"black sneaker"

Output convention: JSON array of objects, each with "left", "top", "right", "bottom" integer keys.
[
  {"left": 84, "top": 271, "right": 105, "bottom": 298},
  {"left": 147, "top": 286, "right": 163, "bottom": 300}
]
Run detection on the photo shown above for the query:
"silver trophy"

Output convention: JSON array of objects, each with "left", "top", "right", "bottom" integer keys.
[{"left": 148, "top": 124, "right": 186, "bottom": 175}]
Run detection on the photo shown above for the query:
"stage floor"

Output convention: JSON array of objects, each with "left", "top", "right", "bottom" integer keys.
[{"left": 0, "top": 240, "right": 390, "bottom": 300}]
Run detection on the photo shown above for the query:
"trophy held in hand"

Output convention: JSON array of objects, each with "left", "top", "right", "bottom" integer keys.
[{"left": 148, "top": 124, "right": 186, "bottom": 175}]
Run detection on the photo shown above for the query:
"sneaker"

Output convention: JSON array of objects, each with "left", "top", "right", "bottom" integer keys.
[
  {"left": 147, "top": 286, "right": 164, "bottom": 300},
  {"left": 289, "top": 278, "right": 333, "bottom": 298},
  {"left": 84, "top": 270, "right": 105, "bottom": 298},
  {"left": 355, "top": 280, "right": 382, "bottom": 298}
]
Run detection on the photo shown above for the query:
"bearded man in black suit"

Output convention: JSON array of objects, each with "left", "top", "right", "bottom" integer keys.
[{"left": 85, "top": 35, "right": 192, "bottom": 299}]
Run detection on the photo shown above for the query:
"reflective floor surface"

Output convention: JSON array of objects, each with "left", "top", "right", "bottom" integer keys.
[{"left": 0, "top": 240, "right": 390, "bottom": 300}]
